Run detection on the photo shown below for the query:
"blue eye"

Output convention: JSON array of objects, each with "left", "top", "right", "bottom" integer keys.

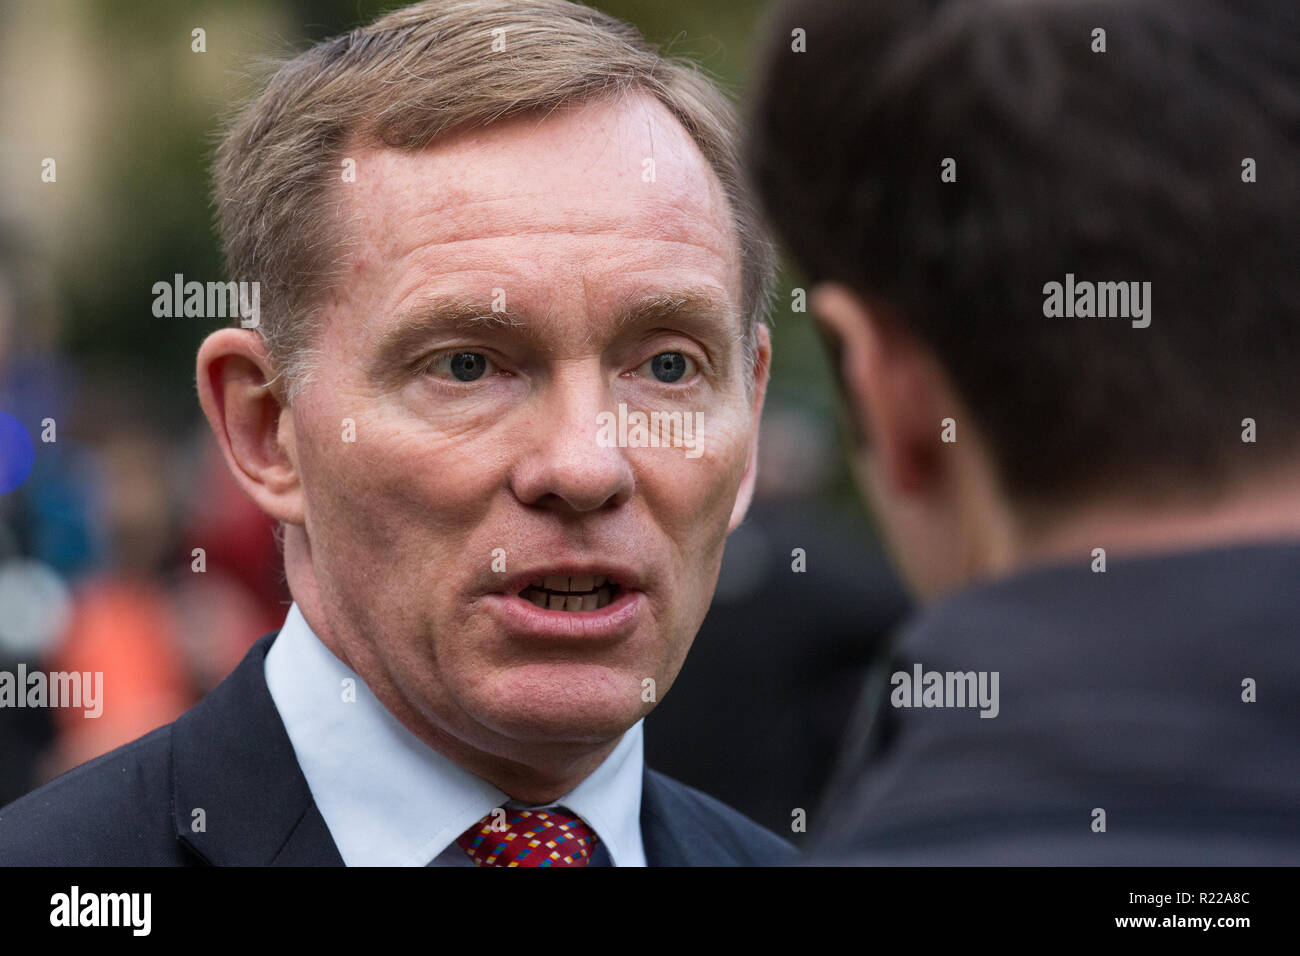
[
  {"left": 448, "top": 353, "right": 488, "bottom": 381},
  {"left": 644, "top": 352, "right": 694, "bottom": 383},
  {"left": 426, "top": 351, "right": 493, "bottom": 382}
]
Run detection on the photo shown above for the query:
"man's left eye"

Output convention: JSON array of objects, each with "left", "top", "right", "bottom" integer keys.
[
  {"left": 640, "top": 352, "right": 696, "bottom": 383},
  {"left": 426, "top": 351, "right": 494, "bottom": 382}
]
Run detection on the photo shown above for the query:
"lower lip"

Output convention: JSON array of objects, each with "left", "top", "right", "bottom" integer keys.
[{"left": 484, "top": 587, "right": 644, "bottom": 640}]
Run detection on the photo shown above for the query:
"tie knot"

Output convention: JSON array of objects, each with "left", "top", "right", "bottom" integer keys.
[{"left": 456, "top": 806, "right": 599, "bottom": 867}]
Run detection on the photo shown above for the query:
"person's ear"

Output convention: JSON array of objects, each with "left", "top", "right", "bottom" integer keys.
[
  {"left": 727, "top": 322, "right": 772, "bottom": 533},
  {"left": 809, "top": 282, "right": 950, "bottom": 499},
  {"left": 195, "top": 329, "right": 305, "bottom": 525}
]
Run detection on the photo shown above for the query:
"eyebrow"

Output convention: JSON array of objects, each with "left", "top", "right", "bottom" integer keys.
[
  {"left": 607, "top": 289, "right": 740, "bottom": 347},
  {"left": 367, "top": 295, "right": 527, "bottom": 382},
  {"left": 368, "top": 287, "right": 740, "bottom": 384}
]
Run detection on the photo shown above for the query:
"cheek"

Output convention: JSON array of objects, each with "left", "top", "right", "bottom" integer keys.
[
  {"left": 293, "top": 398, "right": 502, "bottom": 571},
  {"left": 633, "top": 408, "right": 753, "bottom": 580}
]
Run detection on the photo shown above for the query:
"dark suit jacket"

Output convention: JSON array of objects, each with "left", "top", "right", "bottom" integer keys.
[
  {"left": 0, "top": 633, "right": 796, "bottom": 866},
  {"left": 811, "top": 541, "right": 1300, "bottom": 865}
]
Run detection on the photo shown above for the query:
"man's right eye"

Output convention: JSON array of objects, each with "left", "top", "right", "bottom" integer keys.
[{"left": 423, "top": 351, "right": 494, "bottom": 382}]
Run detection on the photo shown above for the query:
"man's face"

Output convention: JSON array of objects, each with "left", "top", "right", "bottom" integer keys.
[{"left": 285, "top": 92, "right": 766, "bottom": 758}]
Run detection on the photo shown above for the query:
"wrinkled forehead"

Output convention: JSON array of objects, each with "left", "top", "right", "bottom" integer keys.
[{"left": 330, "top": 91, "right": 743, "bottom": 322}]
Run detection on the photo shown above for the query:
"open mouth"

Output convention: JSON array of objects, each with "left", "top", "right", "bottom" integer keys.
[{"left": 518, "top": 574, "right": 620, "bottom": 612}]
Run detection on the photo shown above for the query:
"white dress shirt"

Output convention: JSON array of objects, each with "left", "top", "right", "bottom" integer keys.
[{"left": 264, "top": 602, "right": 647, "bottom": 866}]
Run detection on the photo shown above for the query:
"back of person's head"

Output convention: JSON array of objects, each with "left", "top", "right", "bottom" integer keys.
[{"left": 748, "top": 0, "right": 1300, "bottom": 524}]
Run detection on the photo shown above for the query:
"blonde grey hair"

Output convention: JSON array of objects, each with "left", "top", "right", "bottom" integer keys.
[{"left": 213, "top": 0, "right": 777, "bottom": 402}]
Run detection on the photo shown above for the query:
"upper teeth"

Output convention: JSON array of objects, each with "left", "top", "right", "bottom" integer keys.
[
  {"left": 520, "top": 574, "right": 617, "bottom": 612},
  {"left": 535, "top": 575, "right": 608, "bottom": 593}
]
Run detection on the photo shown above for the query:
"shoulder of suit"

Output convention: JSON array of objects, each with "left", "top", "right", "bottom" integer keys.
[
  {"left": 0, "top": 722, "right": 184, "bottom": 865},
  {"left": 644, "top": 768, "right": 798, "bottom": 865}
]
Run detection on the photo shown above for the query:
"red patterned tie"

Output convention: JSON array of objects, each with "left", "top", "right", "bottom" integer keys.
[{"left": 456, "top": 807, "right": 599, "bottom": 867}]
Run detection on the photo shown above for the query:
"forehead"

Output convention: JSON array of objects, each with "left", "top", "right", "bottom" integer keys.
[{"left": 332, "top": 91, "right": 742, "bottom": 326}]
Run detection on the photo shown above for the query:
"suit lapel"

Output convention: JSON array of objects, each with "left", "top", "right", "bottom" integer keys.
[
  {"left": 170, "top": 633, "right": 344, "bottom": 866},
  {"left": 640, "top": 770, "right": 689, "bottom": 866},
  {"left": 641, "top": 768, "right": 737, "bottom": 866},
  {"left": 266, "top": 803, "right": 344, "bottom": 865}
]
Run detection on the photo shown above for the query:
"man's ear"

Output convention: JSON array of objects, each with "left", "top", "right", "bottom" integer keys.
[
  {"left": 809, "top": 282, "right": 949, "bottom": 499},
  {"left": 727, "top": 322, "right": 772, "bottom": 533},
  {"left": 196, "top": 329, "right": 305, "bottom": 525}
]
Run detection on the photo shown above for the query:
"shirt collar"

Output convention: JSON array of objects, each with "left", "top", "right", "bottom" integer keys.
[{"left": 264, "top": 602, "right": 645, "bottom": 866}]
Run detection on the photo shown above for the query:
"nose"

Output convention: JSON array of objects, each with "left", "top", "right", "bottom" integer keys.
[{"left": 509, "top": 361, "right": 634, "bottom": 514}]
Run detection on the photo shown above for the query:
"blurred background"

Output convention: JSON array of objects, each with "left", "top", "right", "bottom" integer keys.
[{"left": 0, "top": 0, "right": 907, "bottom": 841}]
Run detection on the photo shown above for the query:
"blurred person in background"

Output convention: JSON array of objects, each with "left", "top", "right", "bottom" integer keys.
[
  {"left": 748, "top": 0, "right": 1300, "bottom": 863},
  {"left": 43, "top": 386, "right": 281, "bottom": 776},
  {"left": 0, "top": 225, "right": 82, "bottom": 804},
  {"left": 0, "top": 222, "right": 282, "bottom": 795}
]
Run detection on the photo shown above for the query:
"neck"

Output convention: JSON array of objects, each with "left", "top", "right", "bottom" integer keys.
[
  {"left": 1006, "top": 466, "right": 1300, "bottom": 572},
  {"left": 279, "top": 524, "right": 618, "bottom": 805},
  {"left": 405, "top": 729, "right": 619, "bottom": 807}
]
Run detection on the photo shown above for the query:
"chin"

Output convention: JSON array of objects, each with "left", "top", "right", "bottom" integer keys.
[{"left": 470, "top": 663, "right": 649, "bottom": 745}]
